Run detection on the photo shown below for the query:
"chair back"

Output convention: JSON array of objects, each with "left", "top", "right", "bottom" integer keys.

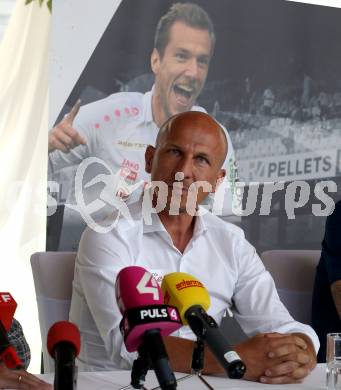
[
  {"left": 261, "top": 250, "right": 320, "bottom": 325},
  {"left": 30, "top": 251, "right": 76, "bottom": 372}
]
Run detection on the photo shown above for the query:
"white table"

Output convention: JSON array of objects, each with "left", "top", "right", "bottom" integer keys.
[{"left": 28, "top": 364, "right": 326, "bottom": 390}]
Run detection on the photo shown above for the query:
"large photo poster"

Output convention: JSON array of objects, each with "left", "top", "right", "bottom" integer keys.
[{"left": 48, "top": 0, "right": 341, "bottom": 253}]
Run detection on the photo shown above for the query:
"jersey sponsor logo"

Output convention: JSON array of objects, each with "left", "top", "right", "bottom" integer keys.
[
  {"left": 116, "top": 140, "right": 148, "bottom": 151},
  {"left": 120, "top": 159, "right": 139, "bottom": 182},
  {"left": 122, "top": 159, "right": 140, "bottom": 172},
  {"left": 175, "top": 279, "right": 204, "bottom": 291},
  {"left": 120, "top": 169, "right": 137, "bottom": 182}
]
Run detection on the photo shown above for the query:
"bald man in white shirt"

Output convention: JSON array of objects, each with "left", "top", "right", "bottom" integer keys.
[{"left": 70, "top": 111, "right": 318, "bottom": 384}]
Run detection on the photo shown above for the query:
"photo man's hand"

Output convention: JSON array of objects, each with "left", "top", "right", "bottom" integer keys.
[{"left": 48, "top": 99, "right": 87, "bottom": 153}]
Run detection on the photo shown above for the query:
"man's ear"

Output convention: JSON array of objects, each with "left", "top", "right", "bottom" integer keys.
[
  {"left": 145, "top": 145, "right": 156, "bottom": 174},
  {"left": 212, "top": 169, "right": 226, "bottom": 193},
  {"left": 151, "top": 48, "right": 161, "bottom": 75}
]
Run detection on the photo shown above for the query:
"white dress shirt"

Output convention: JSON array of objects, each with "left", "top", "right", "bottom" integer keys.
[{"left": 69, "top": 198, "right": 319, "bottom": 371}]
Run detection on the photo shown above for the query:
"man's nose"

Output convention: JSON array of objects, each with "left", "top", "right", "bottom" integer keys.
[
  {"left": 176, "top": 156, "right": 194, "bottom": 179},
  {"left": 184, "top": 58, "right": 199, "bottom": 79}
]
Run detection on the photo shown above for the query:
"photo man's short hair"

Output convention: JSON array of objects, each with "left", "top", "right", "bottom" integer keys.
[{"left": 154, "top": 2, "right": 216, "bottom": 58}]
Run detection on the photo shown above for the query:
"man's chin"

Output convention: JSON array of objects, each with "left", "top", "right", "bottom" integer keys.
[
  {"left": 167, "top": 200, "right": 199, "bottom": 216},
  {"left": 170, "top": 101, "right": 195, "bottom": 115}
]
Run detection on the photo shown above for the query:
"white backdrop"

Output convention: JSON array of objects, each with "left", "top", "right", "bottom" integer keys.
[{"left": 0, "top": 0, "right": 50, "bottom": 373}]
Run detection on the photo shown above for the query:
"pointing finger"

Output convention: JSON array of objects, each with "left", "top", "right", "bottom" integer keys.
[{"left": 65, "top": 99, "right": 81, "bottom": 124}]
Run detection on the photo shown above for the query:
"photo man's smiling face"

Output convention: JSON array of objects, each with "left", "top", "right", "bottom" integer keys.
[{"left": 151, "top": 21, "right": 212, "bottom": 126}]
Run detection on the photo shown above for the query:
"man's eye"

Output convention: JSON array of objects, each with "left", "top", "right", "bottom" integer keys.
[
  {"left": 169, "top": 148, "right": 181, "bottom": 156},
  {"left": 196, "top": 56, "right": 209, "bottom": 69},
  {"left": 196, "top": 156, "right": 209, "bottom": 164},
  {"left": 198, "top": 58, "right": 209, "bottom": 67},
  {"left": 175, "top": 53, "right": 187, "bottom": 61}
]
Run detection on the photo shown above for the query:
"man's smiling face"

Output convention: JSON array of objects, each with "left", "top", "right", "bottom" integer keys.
[
  {"left": 145, "top": 112, "right": 227, "bottom": 213},
  {"left": 151, "top": 21, "right": 212, "bottom": 127}
]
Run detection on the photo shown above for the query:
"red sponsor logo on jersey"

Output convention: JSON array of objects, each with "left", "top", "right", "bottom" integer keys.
[
  {"left": 122, "top": 159, "right": 140, "bottom": 172},
  {"left": 120, "top": 159, "right": 139, "bottom": 181},
  {"left": 125, "top": 170, "right": 137, "bottom": 181}
]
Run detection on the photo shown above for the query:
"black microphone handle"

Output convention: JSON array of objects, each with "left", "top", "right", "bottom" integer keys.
[
  {"left": 131, "top": 355, "right": 150, "bottom": 389},
  {"left": 142, "top": 329, "right": 177, "bottom": 390},
  {"left": 191, "top": 338, "right": 205, "bottom": 373},
  {"left": 205, "top": 326, "right": 246, "bottom": 379},
  {"left": 185, "top": 305, "right": 246, "bottom": 379},
  {"left": 54, "top": 342, "right": 77, "bottom": 390}
]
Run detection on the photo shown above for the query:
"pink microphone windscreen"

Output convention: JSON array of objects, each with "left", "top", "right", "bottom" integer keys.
[
  {"left": 115, "top": 266, "right": 163, "bottom": 314},
  {"left": 115, "top": 266, "right": 182, "bottom": 352}
]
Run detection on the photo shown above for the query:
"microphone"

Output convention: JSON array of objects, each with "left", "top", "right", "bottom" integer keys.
[
  {"left": 47, "top": 321, "right": 80, "bottom": 390},
  {"left": 0, "top": 292, "right": 23, "bottom": 369},
  {"left": 115, "top": 266, "right": 182, "bottom": 390},
  {"left": 161, "top": 273, "right": 246, "bottom": 379}
]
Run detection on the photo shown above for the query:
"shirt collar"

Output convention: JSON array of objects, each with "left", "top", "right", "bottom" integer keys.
[
  {"left": 193, "top": 208, "right": 208, "bottom": 237},
  {"left": 141, "top": 188, "right": 166, "bottom": 233},
  {"left": 143, "top": 211, "right": 166, "bottom": 234},
  {"left": 142, "top": 204, "right": 208, "bottom": 237},
  {"left": 142, "top": 86, "right": 155, "bottom": 124}
]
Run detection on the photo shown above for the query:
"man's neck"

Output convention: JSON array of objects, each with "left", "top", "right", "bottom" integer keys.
[
  {"left": 151, "top": 91, "right": 166, "bottom": 128},
  {"left": 158, "top": 211, "right": 195, "bottom": 253}
]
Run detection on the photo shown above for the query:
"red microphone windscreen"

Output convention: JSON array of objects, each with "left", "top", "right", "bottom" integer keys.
[
  {"left": 47, "top": 321, "right": 81, "bottom": 358},
  {"left": 0, "top": 293, "right": 17, "bottom": 331},
  {"left": 115, "top": 266, "right": 163, "bottom": 314}
]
